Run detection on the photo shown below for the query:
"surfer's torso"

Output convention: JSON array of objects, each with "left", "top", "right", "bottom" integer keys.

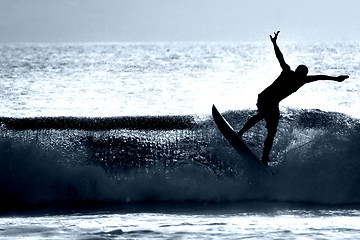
[{"left": 259, "top": 68, "right": 306, "bottom": 104}]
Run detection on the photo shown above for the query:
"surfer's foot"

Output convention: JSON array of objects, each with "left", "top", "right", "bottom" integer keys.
[{"left": 261, "top": 156, "right": 270, "bottom": 167}]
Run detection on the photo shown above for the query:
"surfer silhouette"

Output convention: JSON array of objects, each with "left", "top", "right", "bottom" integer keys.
[{"left": 237, "top": 31, "right": 349, "bottom": 167}]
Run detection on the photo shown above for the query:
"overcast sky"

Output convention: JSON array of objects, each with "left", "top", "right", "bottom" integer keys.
[{"left": 0, "top": 0, "right": 358, "bottom": 43}]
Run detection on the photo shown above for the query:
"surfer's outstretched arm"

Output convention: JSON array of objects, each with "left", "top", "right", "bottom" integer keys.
[
  {"left": 270, "top": 31, "right": 290, "bottom": 71},
  {"left": 305, "top": 75, "right": 349, "bottom": 83}
]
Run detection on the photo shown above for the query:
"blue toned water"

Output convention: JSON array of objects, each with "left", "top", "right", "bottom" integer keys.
[
  {"left": 2, "top": 204, "right": 360, "bottom": 239},
  {"left": 0, "top": 42, "right": 360, "bottom": 239},
  {"left": 1, "top": 42, "right": 359, "bottom": 117}
]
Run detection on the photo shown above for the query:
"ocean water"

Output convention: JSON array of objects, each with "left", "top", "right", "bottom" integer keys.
[{"left": 0, "top": 42, "right": 360, "bottom": 239}]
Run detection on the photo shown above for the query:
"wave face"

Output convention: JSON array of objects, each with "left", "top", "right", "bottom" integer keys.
[{"left": 1, "top": 108, "right": 360, "bottom": 210}]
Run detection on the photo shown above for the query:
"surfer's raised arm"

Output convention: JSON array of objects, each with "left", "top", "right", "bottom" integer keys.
[
  {"left": 305, "top": 74, "right": 349, "bottom": 83},
  {"left": 270, "top": 31, "right": 290, "bottom": 71}
]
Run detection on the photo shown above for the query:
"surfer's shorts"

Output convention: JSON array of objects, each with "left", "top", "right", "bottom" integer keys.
[{"left": 256, "top": 96, "right": 279, "bottom": 132}]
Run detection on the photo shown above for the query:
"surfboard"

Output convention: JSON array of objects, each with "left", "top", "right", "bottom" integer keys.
[{"left": 212, "top": 105, "right": 274, "bottom": 175}]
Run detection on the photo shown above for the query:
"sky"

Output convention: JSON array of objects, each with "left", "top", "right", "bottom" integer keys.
[{"left": 0, "top": 0, "right": 359, "bottom": 43}]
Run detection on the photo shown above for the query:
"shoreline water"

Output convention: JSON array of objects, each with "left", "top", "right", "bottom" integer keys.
[{"left": 1, "top": 201, "right": 360, "bottom": 240}]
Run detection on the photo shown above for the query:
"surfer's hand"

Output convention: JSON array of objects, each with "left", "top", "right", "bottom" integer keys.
[
  {"left": 270, "top": 31, "right": 280, "bottom": 43},
  {"left": 336, "top": 75, "right": 349, "bottom": 82}
]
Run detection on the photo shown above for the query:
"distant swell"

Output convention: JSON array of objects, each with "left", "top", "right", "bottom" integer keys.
[
  {"left": 0, "top": 108, "right": 360, "bottom": 211},
  {"left": 0, "top": 115, "right": 195, "bottom": 130}
]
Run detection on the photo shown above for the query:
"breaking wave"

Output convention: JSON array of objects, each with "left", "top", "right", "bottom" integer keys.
[{"left": 1, "top": 108, "right": 360, "bottom": 211}]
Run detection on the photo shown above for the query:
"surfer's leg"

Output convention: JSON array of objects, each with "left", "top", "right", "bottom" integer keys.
[
  {"left": 262, "top": 107, "right": 280, "bottom": 165},
  {"left": 237, "top": 113, "right": 263, "bottom": 137},
  {"left": 239, "top": 95, "right": 266, "bottom": 137},
  {"left": 262, "top": 128, "right": 276, "bottom": 163}
]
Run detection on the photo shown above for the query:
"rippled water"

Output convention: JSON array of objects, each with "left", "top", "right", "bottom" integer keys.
[
  {"left": 0, "top": 42, "right": 359, "bottom": 117},
  {"left": 1, "top": 203, "right": 360, "bottom": 239}
]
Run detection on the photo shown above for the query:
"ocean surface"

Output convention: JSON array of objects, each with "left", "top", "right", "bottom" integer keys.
[{"left": 0, "top": 41, "right": 360, "bottom": 239}]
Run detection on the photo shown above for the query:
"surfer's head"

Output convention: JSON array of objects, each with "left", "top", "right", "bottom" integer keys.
[{"left": 295, "top": 65, "right": 308, "bottom": 77}]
